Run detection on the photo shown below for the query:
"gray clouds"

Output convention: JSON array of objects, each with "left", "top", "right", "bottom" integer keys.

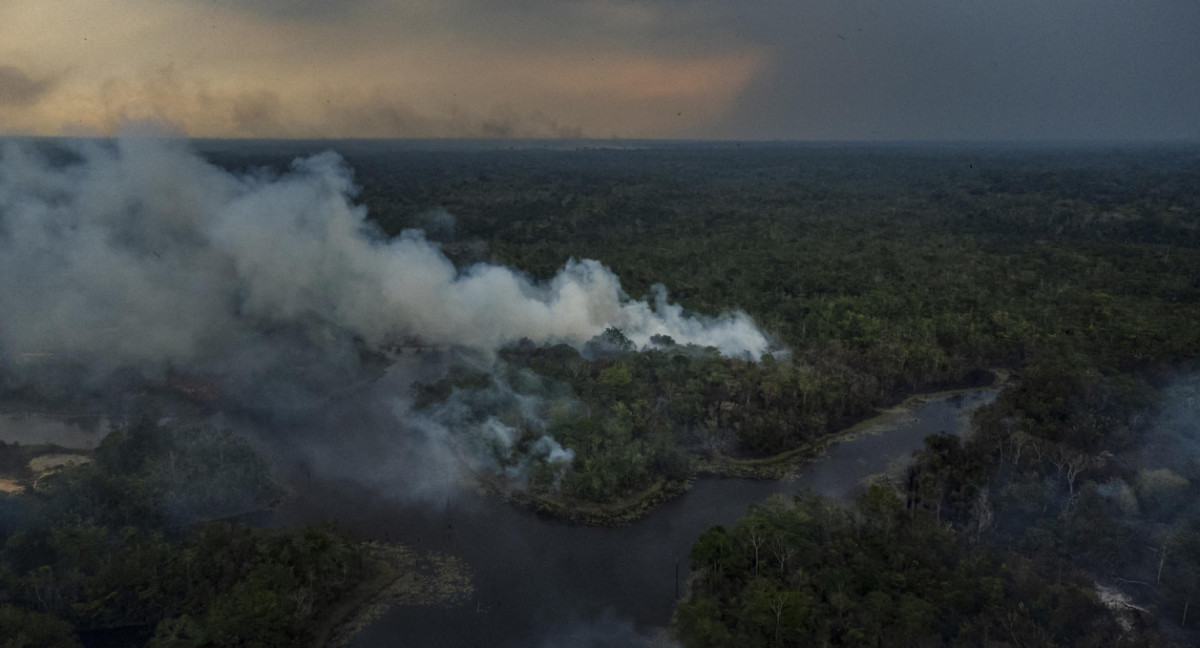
[
  {"left": 204, "top": 0, "right": 743, "bottom": 55},
  {"left": 707, "top": 0, "right": 1200, "bottom": 140},
  {"left": 184, "top": 0, "right": 1200, "bottom": 140},
  {"left": 0, "top": 66, "right": 53, "bottom": 107},
  {"left": 4, "top": 0, "right": 1199, "bottom": 139},
  {"left": 328, "top": 97, "right": 585, "bottom": 139}
]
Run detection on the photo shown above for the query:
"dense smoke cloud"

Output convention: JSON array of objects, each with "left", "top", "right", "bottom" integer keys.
[
  {"left": 0, "top": 136, "right": 774, "bottom": 498},
  {"left": 0, "top": 136, "right": 769, "bottom": 390},
  {"left": 412, "top": 370, "right": 578, "bottom": 486}
]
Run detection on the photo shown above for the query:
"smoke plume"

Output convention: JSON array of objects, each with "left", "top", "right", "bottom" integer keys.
[
  {"left": 0, "top": 135, "right": 774, "bottom": 497},
  {"left": 0, "top": 136, "right": 768, "bottom": 386}
]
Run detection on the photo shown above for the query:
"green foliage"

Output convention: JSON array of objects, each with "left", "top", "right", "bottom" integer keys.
[
  {"left": 344, "top": 145, "right": 1200, "bottom": 380},
  {"left": 138, "top": 524, "right": 367, "bottom": 648},
  {"left": 678, "top": 490, "right": 1129, "bottom": 648},
  {"left": 197, "top": 143, "right": 1200, "bottom": 641},
  {"left": 0, "top": 605, "right": 82, "bottom": 648},
  {"left": 380, "top": 146, "right": 1200, "bottom": 510},
  {"left": 0, "top": 418, "right": 374, "bottom": 647},
  {"left": 438, "top": 341, "right": 893, "bottom": 503},
  {"left": 898, "top": 358, "right": 1200, "bottom": 640},
  {"left": 31, "top": 416, "right": 282, "bottom": 529}
]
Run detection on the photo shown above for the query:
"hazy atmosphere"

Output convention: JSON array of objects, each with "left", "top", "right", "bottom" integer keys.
[
  {"left": 3, "top": 2, "right": 1200, "bottom": 647},
  {"left": 2, "top": 0, "right": 1198, "bottom": 140}
]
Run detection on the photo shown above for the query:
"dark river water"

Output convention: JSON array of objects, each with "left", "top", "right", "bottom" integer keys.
[{"left": 249, "top": 386, "right": 998, "bottom": 648}]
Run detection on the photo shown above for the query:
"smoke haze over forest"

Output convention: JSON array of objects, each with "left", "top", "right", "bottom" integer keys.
[
  {"left": 0, "top": 1, "right": 1197, "bottom": 141},
  {"left": 2, "top": 0, "right": 1200, "bottom": 643},
  {"left": 0, "top": 137, "right": 767, "bottom": 381},
  {"left": 0, "top": 136, "right": 771, "bottom": 501}
]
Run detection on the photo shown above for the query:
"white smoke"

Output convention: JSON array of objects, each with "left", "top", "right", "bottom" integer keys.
[
  {"left": 406, "top": 371, "right": 577, "bottom": 488},
  {"left": 0, "top": 136, "right": 771, "bottom": 383}
]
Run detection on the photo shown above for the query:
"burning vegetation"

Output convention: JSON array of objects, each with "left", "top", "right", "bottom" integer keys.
[{"left": 1, "top": 138, "right": 1199, "bottom": 646}]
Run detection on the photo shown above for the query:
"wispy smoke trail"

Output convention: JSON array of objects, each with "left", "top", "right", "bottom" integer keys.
[{"left": 0, "top": 136, "right": 769, "bottom": 387}]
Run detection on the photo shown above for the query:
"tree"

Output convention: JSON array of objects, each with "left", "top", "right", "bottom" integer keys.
[
  {"left": 0, "top": 606, "right": 81, "bottom": 648},
  {"left": 147, "top": 615, "right": 206, "bottom": 648}
]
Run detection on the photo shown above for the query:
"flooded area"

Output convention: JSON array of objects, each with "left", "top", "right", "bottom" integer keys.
[{"left": 253, "top": 386, "right": 999, "bottom": 648}]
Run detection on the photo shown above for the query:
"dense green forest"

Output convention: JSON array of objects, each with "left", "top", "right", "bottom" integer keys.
[
  {"left": 0, "top": 418, "right": 381, "bottom": 647},
  {"left": 675, "top": 356, "right": 1200, "bottom": 647},
  {"left": 314, "top": 143, "right": 1199, "bottom": 643},
  {"left": 676, "top": 488, "right": 1147, "bottom": 647},
  {"left": 316, "top": 144, "right": 1200, "bottom": 511},
  {"left": 4, "top": 142, "right": 1194, "bottom": 645}
]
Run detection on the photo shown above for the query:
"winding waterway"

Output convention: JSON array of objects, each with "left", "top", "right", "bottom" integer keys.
[{"left": 251, "top": 385, "right": 999, "bottom": 648}]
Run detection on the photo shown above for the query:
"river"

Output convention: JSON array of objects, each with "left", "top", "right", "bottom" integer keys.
[{"left": 248, "top": 385, "right": 998, "bottom": 648}]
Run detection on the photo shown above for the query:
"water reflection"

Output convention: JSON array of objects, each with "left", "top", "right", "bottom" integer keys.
[{"left": 258, "top": 387, "right": 997, "bottom": 648}]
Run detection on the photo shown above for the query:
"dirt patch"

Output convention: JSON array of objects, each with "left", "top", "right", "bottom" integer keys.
[
  {"left": 0, "top": 477, "right": 23, "bottom": 494},
  {"left": 28, "top": 453, "right": 92, "bottom": 490},
  {"left": 29, "top": 453, "right": 92, "bottom": 473}
]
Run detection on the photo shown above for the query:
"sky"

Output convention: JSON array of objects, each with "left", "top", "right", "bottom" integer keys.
[{"left": 1, "top": 0, "right": 1197, "bottom": 141}]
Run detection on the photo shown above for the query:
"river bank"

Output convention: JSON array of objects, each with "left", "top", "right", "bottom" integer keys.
[
  {"left": 697, "top": 368, "right": 1007, "bottom": 478},
  {"left": 310, "top": 383, "right": 1002, "bottom": 648},
  {"left": 235, "top": 384, "right": 1000, "bottom": 647},
  {"left": 480, "top": 369, "right": 1010, "bottom": 526},
  {"left": 0, "top": 380, "right": 1000, "bottom": 648}
]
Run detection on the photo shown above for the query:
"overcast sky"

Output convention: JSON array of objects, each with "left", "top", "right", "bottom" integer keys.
[{"left": 1, "top": 0, "right": 1197, "bottom": 140}]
